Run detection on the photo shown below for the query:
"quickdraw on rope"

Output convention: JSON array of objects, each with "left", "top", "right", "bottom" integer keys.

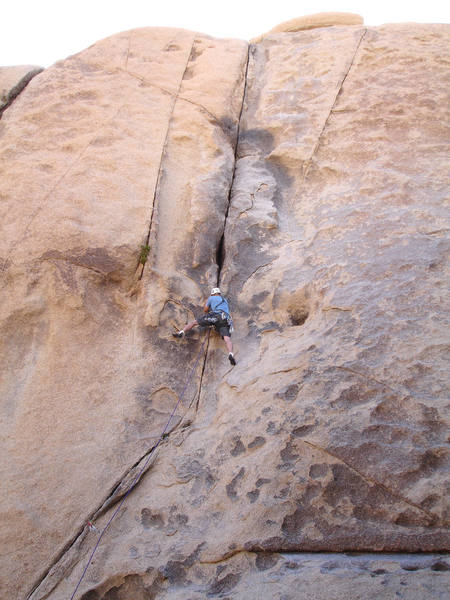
[{"left": 69, "top": 332, "right": 209, "bottom": 600}]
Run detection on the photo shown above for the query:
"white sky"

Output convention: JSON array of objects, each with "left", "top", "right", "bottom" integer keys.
[{"left": 2, "top": 0, "right": 449, "bottom": 68}]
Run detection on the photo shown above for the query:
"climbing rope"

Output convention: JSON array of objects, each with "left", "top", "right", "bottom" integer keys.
[{"left": 69, "top": 332, "right": 209, "bottom": 600}]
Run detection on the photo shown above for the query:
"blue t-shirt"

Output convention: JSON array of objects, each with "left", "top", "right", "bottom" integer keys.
[{"left": 207, "top": 295, "right": 230, "bottom": 315}]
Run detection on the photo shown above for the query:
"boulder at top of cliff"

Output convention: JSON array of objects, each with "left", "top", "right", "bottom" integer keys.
[
  {"left": 0, "top": 65, "right": 43, "bottom": 113},
  {"left": 251, "top": 12, "right": 364, "bottom": 42}
]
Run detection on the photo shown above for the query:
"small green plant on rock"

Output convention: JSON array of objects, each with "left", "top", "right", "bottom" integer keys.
[{"left": 139, "top": 244, "right": 150, "bottom": 265}]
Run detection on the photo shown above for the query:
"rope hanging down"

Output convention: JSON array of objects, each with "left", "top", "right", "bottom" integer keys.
[{"left": 69, "top": 332, "right": 209, "bottom": 600}]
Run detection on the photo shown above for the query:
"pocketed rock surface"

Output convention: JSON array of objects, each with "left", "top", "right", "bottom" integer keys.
[{"left": 0, "top": 21, "right": 449, "bottom": 600}]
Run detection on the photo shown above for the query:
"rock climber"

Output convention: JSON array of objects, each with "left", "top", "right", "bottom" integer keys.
[{"left": 172, "top": 287, "right": 236, "bottom": 365}]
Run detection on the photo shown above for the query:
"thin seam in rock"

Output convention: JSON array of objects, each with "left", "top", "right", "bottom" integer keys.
[
  {"left": 334, "top": 365, "right": 434, "bottom": 404},
  {"left": 125, "top": 31, "right": 132, "bottom": 70},
  {"left": 121, "top": 67, "right": 228, "bottom": 131},
  {"left": 194, "top": 330, "right": 212, "bottom": 413},
  {"left": 237, "top": 186, "right": 258, "bottom": 218},
  {"left": 245, "top": 258, "right": 277, "bottom": 282},
  {"left": 198, "top": 547, "right": 249, "bottom": 565},
  {"left": 302, "top": 439, "right": 440, "bottom": 524},
  {"left": 302, "top": 27, "right": 367, "bottom": 179},
  {"left": 138, "top": 38, "right": 196, "bottom": 280},
  {"left": 335, "top": 364, "right": 401, "bottom": 395},
  {"left": 40, "top": 256, "right": 107, "bottom": 277}
]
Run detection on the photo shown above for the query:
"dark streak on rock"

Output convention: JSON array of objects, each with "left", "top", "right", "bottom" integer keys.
[
  {"left": 255, "top": 553, "right": 280, "bottom": 571},
  {"left": 256, "top": 477, "right": 271, "bottom": 487},
  {"left": 248, "top": 436, "right": 266, "bottom": 449},
  {"left": 247, "top": 489, "right": 260, "bottom": 503},
  {"left": 309, "top": 463, "right": 329, "bottom": 479},
  {"left": 276, "top": 384, "right": 300, "bottom": 402},
  {"left": 292, "top": 424, "right": 316, "bottom": 437},
  {"left": 141, "top": 508, "right": 165, "bottom": 529},
  {"left": 207, "top": 572, "right": 241, "bottom": 596},
  {"left": 230, "top": 437, "right": 246, "bottom": 456},
  {"left": 431, "top": 560, "right": 450, "bottom": 571},
  {"left": 226, "top": 467, "right": 245, "bottom": 500}
]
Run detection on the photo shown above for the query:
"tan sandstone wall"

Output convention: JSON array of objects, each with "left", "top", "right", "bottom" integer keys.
[{"left": 0, "top": 21, "right": 448, "bottom": 600}]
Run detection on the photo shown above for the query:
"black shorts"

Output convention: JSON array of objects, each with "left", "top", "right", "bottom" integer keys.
[{"left": 197, "top": 312, "right": 231, "bottom": 338}]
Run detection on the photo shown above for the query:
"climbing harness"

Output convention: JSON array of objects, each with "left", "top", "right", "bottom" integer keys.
[
  {"left": 206, "top": 294, "right": 234, "bottom": 333},
  {"left": 69, "top": 332, "right": 209, "bottom": 600}
]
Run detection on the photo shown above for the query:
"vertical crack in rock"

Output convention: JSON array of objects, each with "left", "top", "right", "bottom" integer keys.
[
  {"left": 196, "top": 44, "right": 250, "bottom": 412},
  {"left": 124, "top": 30, "right": 132, "bottom": 71},
  {"left": 188, "top": 42, "right": 251, "bottom": 424},
  {"left": 215, "top": 234, "right": 226, "bottom": 276},
  {"left": 138, "top": 39, "right": 196, "bottom": 280},
  {"left": 28, "top": 30, "right": 249, "bottom": 581},
  {"left": 194, "top": 331, "right": 212, "bottom": 414},
  {"left": 216, "top": 43, "right": 251, "bottom": 284},
  {"left": 303, "top": 28, "right": 367, "bottom": 179}
]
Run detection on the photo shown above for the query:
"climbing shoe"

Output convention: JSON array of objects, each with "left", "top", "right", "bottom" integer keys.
[
  {"left": 172, "top": 331, "right": 185, "bottom": 338},
  {"left": 228, "top": 353, "right": 236, "bottom": 366}
]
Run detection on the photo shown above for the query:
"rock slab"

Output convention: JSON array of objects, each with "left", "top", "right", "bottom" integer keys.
[{"left": 0, "top": 21, "right": 449, "bottom": 600}]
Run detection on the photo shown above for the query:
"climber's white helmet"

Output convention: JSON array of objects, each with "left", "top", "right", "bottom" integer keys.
[{"left": 211, "top": 287, "right": 221, "bottom": 295}]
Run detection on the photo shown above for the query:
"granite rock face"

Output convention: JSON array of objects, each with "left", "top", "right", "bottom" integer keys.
[
  {"left": 0, "top": 22, "right": 449, "bottom": 600},
  {"left": 0, "top": 28, "right": 247, "bottom": 599}
]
